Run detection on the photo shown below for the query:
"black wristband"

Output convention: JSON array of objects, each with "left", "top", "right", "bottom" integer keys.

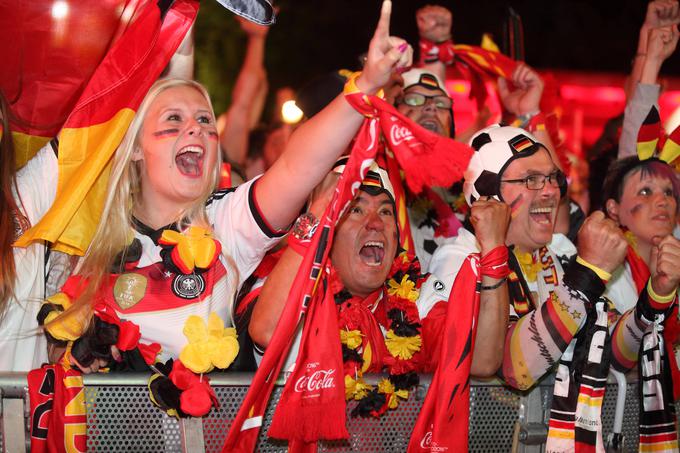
[{"left": 481, "top": 277, "right": 508, "bottom": 291}]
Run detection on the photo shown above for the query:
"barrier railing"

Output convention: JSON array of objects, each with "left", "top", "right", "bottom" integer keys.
[{"left": 0, "top": 372, "right": 653, "bottom": 452}]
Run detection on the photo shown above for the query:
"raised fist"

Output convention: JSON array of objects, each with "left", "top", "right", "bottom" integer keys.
[
  {"left": 650, "top": 235, "right": 680, "bottom": 296},
  {"left": 416, "top": 5, "right": 452, "bottom": 43},
  {"left": 470, "top": 197, "right": 510, "bottom": 255},
  {"left": 497, "top": 63, "right": 544, "bottom": 117},
  {"left": 647, "top": 25, "right": 680, "bottom": 63},
  {"left": 644, "top": 0, "right": 680, "bottom": 30},
  {"left": 576, "top": 211, "right": 628, "bottom": 274}
]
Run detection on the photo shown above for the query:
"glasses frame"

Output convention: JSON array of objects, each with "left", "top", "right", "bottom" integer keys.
[
  {"left": 398, "top": 92, "right": 453, "bottom": 110},
  {"left": 500, "top": 170, "right": 566, "bottom": 191}
]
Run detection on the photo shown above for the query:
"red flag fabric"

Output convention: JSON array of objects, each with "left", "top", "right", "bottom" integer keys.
[
  {"left": 408, "top": 247, "right": 509, "bottom": 453},
  {"left": 15, "top": 0, "right": 198, "bottom": 255},
  {"left": 28, "top": 363, "right": 87, "bottom": 453},
  {"left": 0, "top": 0, "right": 135, "bottom": 167}
]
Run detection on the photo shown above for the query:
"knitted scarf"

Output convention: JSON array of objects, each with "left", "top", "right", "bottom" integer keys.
[{"left": 626, "top": 245, "right": 679, "bottom": 453}]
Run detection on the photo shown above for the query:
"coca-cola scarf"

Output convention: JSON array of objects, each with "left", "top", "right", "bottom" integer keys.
[
  {"left": 221, "top": 78, "right": 472, "bottom": 452},
  {"left": 28, "top": 363, "right": 87, "bottom": 453},
  {"left": 409, "top": 246, "right": 509, "bottom": 453},
  {"left": 267, "top": 269, "right": 348, "bottom": 448}
]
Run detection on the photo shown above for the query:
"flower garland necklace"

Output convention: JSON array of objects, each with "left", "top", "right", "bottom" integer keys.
[{"left": 337, "top": 251, "right": 426, "bottom": 417}]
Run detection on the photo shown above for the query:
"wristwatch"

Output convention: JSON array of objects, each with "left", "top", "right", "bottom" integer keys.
[{"left": 291, "top": 213, "right": 319, "bottom": 241}]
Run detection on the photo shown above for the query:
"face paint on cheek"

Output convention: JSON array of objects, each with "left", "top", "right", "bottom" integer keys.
[
  {"left": 152, "top": 128, "right": 179, "bottom": 139},
  {"left": 629, "top": 203, "right": 643, "bottom": 215},
  {"left": 509, "top": 194, "right": 524, "bottom": 219}
]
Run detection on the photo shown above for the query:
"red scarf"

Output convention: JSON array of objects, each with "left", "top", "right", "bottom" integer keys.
[
  {"left": 28, "top": 364, "right": 87, "bottom": 453},
  {"left": 221, "top": 88, "right": 472, "bottom": 452},
  {"left": 409, "top": 247, "right": 509, "bottom": 452},
  {"left": 267, "top": 270, "right": 348, "bottom": 447}
]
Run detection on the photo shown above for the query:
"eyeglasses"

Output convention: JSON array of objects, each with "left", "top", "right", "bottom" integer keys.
[
  {"left": 500, "top": 171, "right": 567, "bottom": 190},
  {"left": 399, "top": 92, "right": 453, "bottom": 110}
]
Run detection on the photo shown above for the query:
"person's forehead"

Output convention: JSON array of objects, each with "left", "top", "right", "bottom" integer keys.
[
  {"left": 502, "top": 148, "right": 555, "bottom": 178},
  {"left": 354, "top": 191, "right": 393, "bottom": 204},
  {"left": 150, "top": 86, "right": 211, "bottom": 113},
  {"left": 404, "top": 85, "right": 448, "bottom": 98},
  {"left": 624, "top": 169, "right": 673, "bottom": 189}
]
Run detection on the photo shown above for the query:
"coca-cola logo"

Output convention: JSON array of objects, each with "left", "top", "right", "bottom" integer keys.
[
  {"left": 420, "top": 431, "right": 432, "bottom": 448},
  {"left": 390, "top": 124, "right": 414, "bottom": 145},
  {"left": 419, "top": 429, "right": 448, "bottom": 452},
  {"left": 294, "top": 369, "right": 336, "bottom": 393}
]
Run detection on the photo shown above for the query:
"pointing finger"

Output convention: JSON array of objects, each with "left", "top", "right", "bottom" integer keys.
[{"left": 374, "top": 0, "right": 392, "bottom": 40}]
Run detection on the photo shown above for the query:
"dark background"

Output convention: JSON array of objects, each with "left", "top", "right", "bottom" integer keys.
[{"left": 195, "top": 0, "right": 677, "bottom": 115}]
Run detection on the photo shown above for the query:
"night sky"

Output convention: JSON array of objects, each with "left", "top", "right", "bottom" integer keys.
[{"left": 195, "top": 0, "right": 680, "bottom": 114}]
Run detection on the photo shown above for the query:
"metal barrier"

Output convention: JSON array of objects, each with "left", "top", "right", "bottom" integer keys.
[{"left": 0, "top": 372, "right": 656, "bottom": 452}]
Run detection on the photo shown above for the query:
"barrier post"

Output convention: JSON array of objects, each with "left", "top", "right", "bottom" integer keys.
[
  {"left": 1, "top": 390, "right": 27, "bottom": 453},
  {"left": 180, "top": 417, "right": 205, "bottom": 453},
  {"left": 515, "top": 386, "right": 548, "bottom": 453}
]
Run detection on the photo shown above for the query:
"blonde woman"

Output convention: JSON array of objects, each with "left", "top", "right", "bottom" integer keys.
[{"left": 41, "top": 0, "right": 413, "bottom": 373}]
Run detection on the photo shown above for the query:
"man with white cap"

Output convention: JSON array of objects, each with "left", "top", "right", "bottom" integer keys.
[{"left": 425, "top": 124, "right": 631, "bottom": 389}]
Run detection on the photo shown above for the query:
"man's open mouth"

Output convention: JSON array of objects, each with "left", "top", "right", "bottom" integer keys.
[
  {"left": 529, "top": 206, "right": 553, "bottom": 225},
  {"left": 359, "top": 241, "right": 385, "bottom": 267}
]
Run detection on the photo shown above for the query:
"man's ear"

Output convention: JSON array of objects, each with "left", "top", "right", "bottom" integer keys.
[{"left": 605, "top": 198, "right": 620, "bottom": 223}]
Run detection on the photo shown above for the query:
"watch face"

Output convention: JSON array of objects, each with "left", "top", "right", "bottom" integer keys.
[{"left": 293, "top": 213, "right": 319, "bottom": 240}]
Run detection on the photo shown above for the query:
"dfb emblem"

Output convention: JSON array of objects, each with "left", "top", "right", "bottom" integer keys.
[{"left": 172, "top": 274, "right": 205, "bottom": 299}]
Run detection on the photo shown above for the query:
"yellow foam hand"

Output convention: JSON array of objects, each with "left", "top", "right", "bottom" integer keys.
[
  {"left": 179, "top": 313, "right": 239, "bottom": 374},
  {"left": 159, "top": 226, "right": 220, "bottom": 274}
]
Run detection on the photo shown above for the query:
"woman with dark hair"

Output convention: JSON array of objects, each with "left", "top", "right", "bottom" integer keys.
[{"left": 603, "top": 157, "right": 680, "bottom": 321}]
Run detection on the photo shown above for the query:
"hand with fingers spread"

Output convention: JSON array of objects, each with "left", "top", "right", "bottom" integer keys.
[
  {"left": 576, "top": 211, "right": 628, "bottom": 274},
  {"left": 497, "top": 63, "right": 544, "bottom": 117},
  {"left": 356, "top": 0, "right": 413, "bottom": 95},
  {"left": 650, "top": 235, "right": 680, "bottom": 296},
  {"left": 644, "top": 0, "right": 680, "bottom": 30},
  {"left": 416, "top": 5, "right": 452, "bottom": 43},
  {"left": 470, "top": 197, "right": 510, "bottom": 255}
]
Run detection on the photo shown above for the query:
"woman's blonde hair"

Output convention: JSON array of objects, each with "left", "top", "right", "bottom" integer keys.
[{"left": 62, "top": 78, "right": 222, "bottom": 325}]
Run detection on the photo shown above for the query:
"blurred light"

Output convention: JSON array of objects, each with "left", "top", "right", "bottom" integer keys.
[
  {"left": 282, "top": 100, "right": 303, "bottom": 124},
  {"left": 52, "top": 1, "right": 69, "bottom": 19}
]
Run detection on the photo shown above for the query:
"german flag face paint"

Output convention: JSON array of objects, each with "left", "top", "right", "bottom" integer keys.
[
  {"left": 616, "top": 171, "right": 677, "bottom": 246},
  {"left": 138, "top": 85, "right": 219, "bottom": 210}
]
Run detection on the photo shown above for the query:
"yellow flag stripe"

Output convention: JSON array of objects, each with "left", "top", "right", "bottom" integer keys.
[
  {"left": 15, "top": 108, "right": 135, "bottom": 255},
  {"left": 12, "top": 132, "right": 51, "bottom": 170}
]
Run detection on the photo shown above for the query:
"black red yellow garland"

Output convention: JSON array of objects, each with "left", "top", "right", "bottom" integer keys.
[{"left": 339, "top": 252, "right": 426, "bottom": 417}]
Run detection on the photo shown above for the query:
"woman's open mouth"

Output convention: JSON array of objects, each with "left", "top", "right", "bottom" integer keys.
[{"left": 175, "top": 145, "right": 205, "bottom": 177}]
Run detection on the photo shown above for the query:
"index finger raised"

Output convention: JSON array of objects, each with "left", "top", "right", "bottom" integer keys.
[{"left": 373, "top": 0, "right": 392, "bottom": 39}]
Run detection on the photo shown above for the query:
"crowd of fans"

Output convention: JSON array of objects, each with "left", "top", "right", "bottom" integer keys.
[{"left": 3, "top": 0, "right": 680, "bottom": 450}]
